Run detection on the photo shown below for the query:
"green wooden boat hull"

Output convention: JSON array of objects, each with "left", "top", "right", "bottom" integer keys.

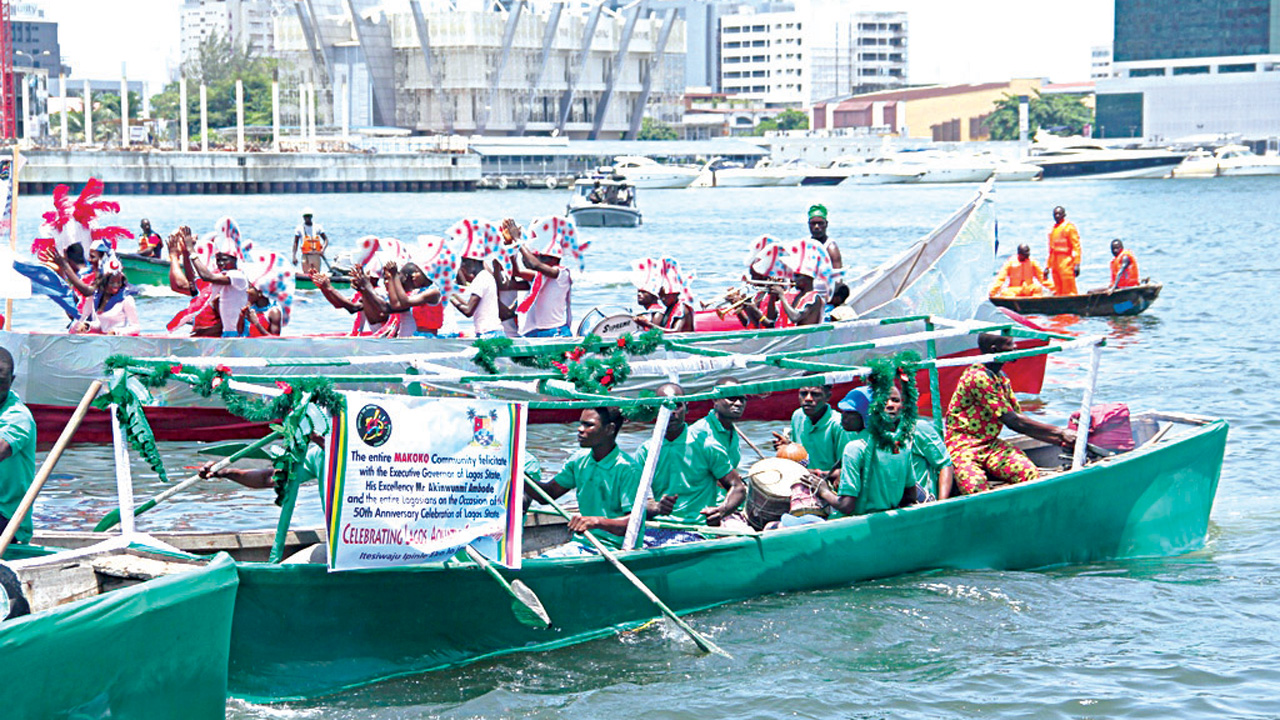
[
  {"left": 228, "top": 419, "right": 1226, "bottom": 702},
  {"left": 118, "top": 252, "right": 349, "bottom": 290},
  {"left": 1, "top": 553, "right": 239, "bottom": 719}
]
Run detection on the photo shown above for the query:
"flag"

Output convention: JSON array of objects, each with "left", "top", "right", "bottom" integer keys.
[{"left": 12, "top": 258, "right": 79, "bottom": 319}]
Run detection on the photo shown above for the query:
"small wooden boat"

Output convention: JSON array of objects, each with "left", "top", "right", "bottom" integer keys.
[
  {"left": 566, "top": 179, "right": 643, "bottom": 227},
  {"left": 224, "top": 411, "right": 1225, "bottom": 701},
  {"left": 118, "top": 252, "right": 352, "bottom": 290},
  {"left": 1, "top": 543, "right": 238, "bottom": 718},
  {"left": 989, "top": 283, "right": 1162, "bottom": 317}
]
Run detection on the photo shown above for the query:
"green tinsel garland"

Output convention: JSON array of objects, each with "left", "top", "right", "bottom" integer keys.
[
  {"left": 469, "top": 329, "right": 665, "bottom": 395},
  {"left": 865, "top": 350, "right": 921, "bottom": 453}
]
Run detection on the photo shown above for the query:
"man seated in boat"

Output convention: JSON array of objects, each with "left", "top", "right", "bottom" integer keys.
[
  {"left": 630, "top": 257, "right": 665, "bottom": 328},
  {"left": 635, "top": 257, "right": 695, "bottom": 332},
  {"left": 690, "top": 379, "right": 748, "bottom": 472},
  {"left": 636, "top": 383, "right": 747, "bottom": 527},
  {"left": 47, "top": 238, "right": 109, "bottom": 306},
  {"left": 0, "top": 348, "right": 35, "bottom": 546},
  {"left": 587, "top": 181, "right": 606, "bottom": 204},
  {"left": 732, "top": 236, "right": 788, "bottom": 329},
  {"left": 1047, "top": 206, "right": 1082, "bottom": 296},
  {"left": 771, "top": 383, "right": 846, "bottom": 486},
  {"left": 770, "top": 238, "right": 833, "bottom": 327},
  {"left": 526, "top": 407, "right": 676, "bottom": 548},
  {"left": 990, "top": 244, "right": 1052, "bottom": 298},
  {"left": 237, "top": 257, "right": 295, "bottom": 338},
  {"left": 944, "top": 333, "right": 1077, "bottom": 495},
  {"left": 806, "top": 204, "right": 844, "bottom": 299},
  {"left": 1109, "top": 239, "right": 1140, "bottom": 290},
  {"left": 512, "top": 217, "right": 579, "bottom": 338},
  {"left": 186, "top": 220, "right": 254, "bottom": 338},
  {"left": 136, "top": 218, "right": 162, "bottom": 258}
]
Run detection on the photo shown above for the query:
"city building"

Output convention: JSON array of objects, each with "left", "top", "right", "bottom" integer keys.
[
  {"left": 272, "top": 0, "right": 687, "bottom": 139},
  {"left": 1090, "top": 44, "right": 1114, "bottom": 79},
  {"left": 7, "top": 3, "right": 66, "bottom": 141},
  {"left": 181, "top": 0, "right": 277, "bottom": 62},
  {"left": 1096, "top": 0, "right": 1280, "bottom": 141},
  {"left": 810, "top": 79, "right": 1042, "bottom": 141},
  {"left": 718, "top": 3, "right": 906, "bottom": 107},
  {"left": 648, "top": 0, "right": 792, "bottom": 92}
]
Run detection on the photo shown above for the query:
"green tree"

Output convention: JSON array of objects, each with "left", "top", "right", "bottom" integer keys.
[
  {"left": 150, "top": 33, "right": 279, "bottom": 135},
  {"left": 635, "top": 116, "right": 677, "bottom": 141},
  {"left": 752, "top": 108, "right": 809, "bottom": 136},
  {"left": 983, "top": 91, "right": 1094, "bottom": 141},
  {"left": 63, "top": 91, "right": 141, "bottom": 142}
]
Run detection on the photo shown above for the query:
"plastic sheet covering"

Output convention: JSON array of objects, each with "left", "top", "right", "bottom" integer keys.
[
  {"left": 228, "top": 419, "right": 1224, "bottom": 701},
  {"left": 0, "top": 553, "right": 239, "bottom": 720}
]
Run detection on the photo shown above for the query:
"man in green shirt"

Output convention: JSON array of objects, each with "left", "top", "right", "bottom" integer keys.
[
  {"left": 817, "top": 385, "right": 920, "bottom": 518},
  {"left": 689, "top": 378, "right": 747, "bottom": 472},
  {"left": 532, "top": 407, "right": 674, "bottom": 545},
  {"left": 636, "top": 384, "right": 745, "bottom": 526},
  {"left": 772, "top": 384, "right": 846, "bottom": 478},
  {"left": 0, "top": 348, "right": 35, "bottom": 545}
]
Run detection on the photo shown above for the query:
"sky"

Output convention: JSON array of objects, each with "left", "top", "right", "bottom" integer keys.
[{"left": 40, "top": 0, "right": 1115, "bottom": 93}]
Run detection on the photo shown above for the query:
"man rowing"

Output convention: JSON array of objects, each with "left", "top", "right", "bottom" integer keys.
[
  {"left": 1109, "top": 239, "right": 1140, "bottom": 289},
  {"left": 0, "top": 348, "right": 35, "bottom": 546},
  {"left": 990, "top": 244, "right": 1052, "bottom": 298},
  {"left": 944, "top": 333, "right": 1076, "bottom": 495},
  {"left": 689, "top": 378, "right": 748, "bottom": 472},
  {"left": 311, "top": 238, "right": 390, "bottom": 335},
  {"left": 1047, "top": 206, "right": 1082, "bottom": 296},
  {"left": 527, "top": 407, "right": 674, "bottom": 547},
  {"left": 636, "top": 383, "right": 746, "bottom": 526}
]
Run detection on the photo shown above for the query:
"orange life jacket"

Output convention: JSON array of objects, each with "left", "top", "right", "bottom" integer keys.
[{"left": 1110, "top": 250, "right": 1139, "bottom": 288}]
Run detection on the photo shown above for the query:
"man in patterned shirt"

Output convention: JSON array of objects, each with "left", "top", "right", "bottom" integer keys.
[{"left": 944, "top": 333, "right": 1076, "bottom": 495}]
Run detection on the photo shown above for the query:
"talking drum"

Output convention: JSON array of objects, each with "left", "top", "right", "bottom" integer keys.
[{"left": 745, "top": 457, "right": 808, "bottom": 530}]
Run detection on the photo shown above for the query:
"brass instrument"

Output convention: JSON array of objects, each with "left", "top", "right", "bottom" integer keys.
[{"left": 713, "top": 279, "right": 790, "bottom": 319}]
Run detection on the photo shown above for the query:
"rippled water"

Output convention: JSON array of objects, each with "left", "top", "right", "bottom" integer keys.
[{"left": 11, "top": 177, "right": 1280, "bottom": 718}]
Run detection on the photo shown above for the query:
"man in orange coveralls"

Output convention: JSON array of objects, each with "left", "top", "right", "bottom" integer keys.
[
  {"left": 1047, "top": 206, "right": 1081, "bottom": 296},
  {"left": 1109, "top": 239, "right": 1140, "bottom": 289},
  {"left": 990, "top": 244, "right": 1052, "bottom": 297}
]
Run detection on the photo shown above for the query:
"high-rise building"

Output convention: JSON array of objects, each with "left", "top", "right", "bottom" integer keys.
[
  {"left": 1090, "top": 44, "right": 1114, "bottom": 79},
  {"left": 1096, "top": 0, "right": 1280, "bottom": 140},
  {"left": 181, "top": 0, "right": 277, "bottom": 62},
  {"left": 718, "top": 3, "right": 906, "bottom": 107},
  {"left": 647, "top": 0, "right": 792, "bottom": 92},
  {"left": 9, "top": 3, "right": 65, "bottom": 75}
]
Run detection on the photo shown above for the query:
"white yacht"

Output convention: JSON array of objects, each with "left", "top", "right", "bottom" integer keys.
[
  {"left": 1213, "top": 145, "right": 1280, "bottom": 176},
  {"left": 888, "top": 151, "right": 997, "bottom": 184},
  {"left": 691, "top": 157, "right": 780, "bottom": 188},
  {"left": 752, "top": 158, "right": 806, "bottom": 186},
  {"left": 609, "top": 156, "right": 701, "bottom": 189},
  {"left": 1028, "top": 142, "right": 1188, "bottom": 179},
  {"left": 836, "top": 156, "right": 925, "bottom": 185}
]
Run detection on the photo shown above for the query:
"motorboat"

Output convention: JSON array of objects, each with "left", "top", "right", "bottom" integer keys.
[
  {"left": 989, "top": 157, "right": 1043, "bottom": 182},
  {"left": 837, "top": 156, "right": 926, "bottom": 185},
  {"left": 752, "top": 158, "right": 806, "bottom": 186},
  {"left": 890, "top": 150, "right": 997, "bottom": 184},
  {"left": 566, "top": 178, "right": 643, "bottom": 227},
  {"left": 1028, "top": 142, "right": 1188, "bottom": 179},
  {"left": 608, "top": 156, "right": 700, "bottom": 189},
  {"left": 1210, "top": 145, "right": 1280, "bottom": 177},
  {"left": 690, "top": 157, "right": 780, "bottom": 188}
]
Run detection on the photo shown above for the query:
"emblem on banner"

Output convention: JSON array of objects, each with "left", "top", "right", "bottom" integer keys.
[
  {"left": 0, "top": 160, "right": 10, "bottom": 182},
  {"left": 356, "top": 404, "right": 393, "bottom": 447},
  {"left": 467, "top": 407, "right": 501, "bottom": 447}
]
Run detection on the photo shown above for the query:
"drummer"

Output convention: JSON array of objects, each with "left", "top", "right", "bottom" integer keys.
[
  {"left": 527, "top": 407, "right": 675, "bottom": 548},
  {"left": 815, "top": 384, "right": 920, "bottom": 517},
  {"left": 771, "top": 382, "right": 846, "bottom": 481},
  {"left": 635, "top": 383, "right": 746, "bottom": 526},
  {"left": 689, "top": 379, "right": 748, "bottom": 471}
]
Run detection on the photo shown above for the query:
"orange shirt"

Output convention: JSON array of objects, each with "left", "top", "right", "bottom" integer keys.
[
  {"left": 1110, "top": 250, "right": 1139, "bottom": 288},
  {"left": 991, "top": 256, "right": 1048, "bottom": 294},
  {"left": 1047, "top": 221, "right": 1081, "bottom": 266}
]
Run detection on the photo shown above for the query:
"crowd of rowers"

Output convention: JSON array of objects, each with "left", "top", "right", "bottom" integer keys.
[
  {"left": 31, "top": 200, "right": 851, "bottom": 339},
  {"left": 190, "top": 330, "right": 1078, "bottom": 557},
  {"left": 989, "top": 205, "right": 1142, "bottom": 298}
]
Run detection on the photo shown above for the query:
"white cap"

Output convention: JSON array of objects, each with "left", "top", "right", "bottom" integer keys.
[{"left": 302, "top": 207, "right": 315, "bottom": 217}]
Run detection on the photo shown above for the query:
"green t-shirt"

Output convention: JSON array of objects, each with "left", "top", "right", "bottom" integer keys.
[
  {"left": 690, "top": 412, "right": 742, "bottom": 471},
  {"left": 790, "top": 405, "right": 846, "bottom": 472},
  {"left": 0, "top": 392, "right": 36, "bottom": 544},
  {"left": 523, "top": 452, "right": 543, "bottom": 484},
  {"left": 553, "top": 446, "right": 640, "bottom": 546},
  {"left": 831, "top": 436, "right": 914, "bottom": 518},
  {"left": 908, "top": 420, "right": 951, "bottom": 497},
  {"left": 635, "top": 423, "right": 735, "bottom": 525}
]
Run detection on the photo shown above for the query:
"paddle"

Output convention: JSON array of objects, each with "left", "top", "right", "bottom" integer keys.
[
  {"left": 0, "top": 381, "right": 102, "bottom": 557},
  {"left": 463, "top": 544, "right": 552, "bottom": 629},
  {"left": 93, "top": 432, "right": 282, "bottom": 532},
  {"left": 524, "top": 477, "right": 731, "bottom": 658}
]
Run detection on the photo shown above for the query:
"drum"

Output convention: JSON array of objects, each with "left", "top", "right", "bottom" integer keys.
[
  {"left": 745, "top": 458, "right": 808, "bottom": 530},
  {"left": 575, "top": 306, "right": 642, "bottom": 338}
]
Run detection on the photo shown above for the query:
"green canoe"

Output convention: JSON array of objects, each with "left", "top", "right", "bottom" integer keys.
[
  {"left": 1, "top": 549, "right": 239, "bottom": 719},
  {"left": 227, "top": 412, "right": 1226, "bottom": 701},
  {"left": 118, "top": 252, "right": 351, "bottom": 290}
]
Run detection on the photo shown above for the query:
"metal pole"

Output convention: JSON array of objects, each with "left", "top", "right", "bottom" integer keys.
[
  {"left": 20, "top": 74, "right": 30, "bottom": 142},
  {"left": 340, "top": 77, "right": 348, "bottom": 142},
  {"left": 120, "top": 64, "right": 129, "bottom": 148},
  {"left": 83, "top": 79, "right": 92, "bottom": 146},
  {"left": 623, "top": 404, "right": 672, "bottom": 550},
  {"left": 1070, "top": 341, "right": 1104, "bottom": 470},
  {"left": 271, "top": 80, "right": 279, "bottom": 152},
  {"left": 235, "top": 79, "right": 245, "bottom": 152},
  {"left": 179, "top": 79, "right": 188, "bottom": 150},
  {"left": 58, "top": 73, "right": 67, "bottom": 148},
  {"left": 200, "top": 83, "right": 208, "bottom": 152},
  {"left": 109, "top": 402, "right": 137, "bottom": 535}
]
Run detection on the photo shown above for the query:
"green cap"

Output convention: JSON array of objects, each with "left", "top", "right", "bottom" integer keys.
[{"left": 808, "top": 204, "right": 828, "bottom": 220}]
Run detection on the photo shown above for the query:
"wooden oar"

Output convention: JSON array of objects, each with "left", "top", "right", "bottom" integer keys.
[
  {"left": 734, "top": 424, "right": 767, "bottom": 461},
  {"left": 93, "top": 431, "right": 282, "bottom": 532},
  {"left": 524, "top": 477, "right": 731, "bottom": 658},
  {"left": 0, "top": 380, "right": 102, "bottom": 557},
  {"left": 463, "top": 544, "right": 552, "bottom": 629}
]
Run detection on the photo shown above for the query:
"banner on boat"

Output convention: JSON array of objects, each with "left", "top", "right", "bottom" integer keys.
[{"left": 324, "top": 393, "right": 527, "bottom": 572}]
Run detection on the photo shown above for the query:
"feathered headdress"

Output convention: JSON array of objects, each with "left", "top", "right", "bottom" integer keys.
[
  {"left": 414, "top": 234, "right": 459, "bottom": 296},
  {"left": 42, "top": 179, "right": 133, "bottom": 253},
  {"left": 528, "top": 216, "right": 589, "bottom": 271}
]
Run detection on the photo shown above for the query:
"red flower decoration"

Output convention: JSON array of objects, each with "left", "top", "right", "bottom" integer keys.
[
  {"left": 210, "top": 377, "right": 223, "bottom": 389},
  {"left": 616, "top": 337, "right": 627, "bottom": 348},
  {"left": 215, "top": 364, "right": 231, "bottom": 375},
  {"left": 599, "top": 374, "right": 613, "bottom": 386},
  {"left": 170, "top": 364, "right": 184, "bottom": 375},
  {"left": 274, "top": 381, "right": 294, "bottom": 395}
]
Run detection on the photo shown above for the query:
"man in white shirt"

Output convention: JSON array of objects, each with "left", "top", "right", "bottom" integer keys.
[
  {"left": 185, "top": 228, "right": 251, "bottom": 337},
  {"left": 515, "top": 216, "right": 580, "bottom": 337},
  {"left": 292, "top": 207, "right": 329, "bottom": 274},
  {"left": 451, "top": 257, "right": 505, "bottom": 338}
]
